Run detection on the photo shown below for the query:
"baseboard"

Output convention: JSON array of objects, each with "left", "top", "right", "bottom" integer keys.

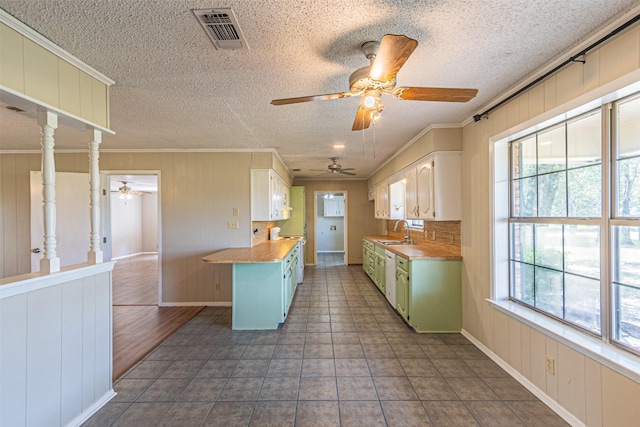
[
  {"left": 158, "top": 301, "right": 232, "bottom": 307},
  {"left": 461, "top": 329, "right": 583, "bottom": 427},
  {"left": 111, "top": 251, "right": 158, "bottom": 260},
  {"left": 66, "top": 389, "right": 116, "bottom": 427}
]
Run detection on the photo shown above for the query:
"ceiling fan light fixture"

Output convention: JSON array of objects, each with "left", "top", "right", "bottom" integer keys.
[
  {"left": 363, "top": 95, "right": 376, "bottom": 108},
  {"left": 363, "top": 90, "right": 380, "bottom": 109}
]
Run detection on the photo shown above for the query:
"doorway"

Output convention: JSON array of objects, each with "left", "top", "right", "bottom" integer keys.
[
  {"left": 314, "top": 191, "right": 347, "bottom": 265},
  {"left": 106, "top": 173, "right": 160, "bottom": 306}
]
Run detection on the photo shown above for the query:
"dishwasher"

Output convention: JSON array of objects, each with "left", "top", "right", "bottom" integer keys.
[{"left": 384, "top": 250, "right": 396, "bottom": 307}]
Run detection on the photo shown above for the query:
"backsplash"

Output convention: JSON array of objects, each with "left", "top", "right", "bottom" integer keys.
[
  {"left": 386, "top": 220, "right": 461, "bottom": 249},
  {"left": 252, "top": 221, "right": 278, "bottom": 245}
]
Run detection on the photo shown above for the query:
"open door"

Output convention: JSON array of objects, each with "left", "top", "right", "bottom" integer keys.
[{"left": 30, "top": 171, "right": 91, "bottom": 272}]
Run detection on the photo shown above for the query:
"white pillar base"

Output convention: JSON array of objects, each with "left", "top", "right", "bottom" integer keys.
[
  {"left": 87, "top": 251, "right": 104, "bottom": 265},
  {"left": 40, "top": 257, "right": 61, "bottom": 274}
]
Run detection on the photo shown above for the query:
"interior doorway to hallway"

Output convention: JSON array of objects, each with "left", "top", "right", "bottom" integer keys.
[
  {"left": 314, "top": 191, "right": 347, "bottom": 266},
  {"left": 106, "top": 173, "right": 160, "bottom": 306}
]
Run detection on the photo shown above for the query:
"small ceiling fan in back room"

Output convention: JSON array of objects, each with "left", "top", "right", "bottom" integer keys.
[
  {"left": 112, "top": 181, "right": 151, "bottom": 200},
  {"left": 311, "top": 158, "right": 356, "bottom": 176},
  {"left": 271, "top": 34, "right": 478, "bottom": 130}
]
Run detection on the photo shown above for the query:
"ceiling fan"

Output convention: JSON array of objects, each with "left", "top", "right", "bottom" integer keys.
[
  {"left": 311, "top": 157, "right": 356, "bottom": 176},
  {"left": 111, "top": 181, "right": 151, "bottom": 200},
  {"left": 271, "top": 34, "right": 478, "bottom": 131}
]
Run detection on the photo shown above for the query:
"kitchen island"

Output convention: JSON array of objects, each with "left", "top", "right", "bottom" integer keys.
[{"left": 202, "top": 240, "right": 299, "bottom": 330}]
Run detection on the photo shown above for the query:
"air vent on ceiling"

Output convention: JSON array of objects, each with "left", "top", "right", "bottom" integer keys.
[{"left": 192, "top": 8, "right": 248, "bottom": 50}]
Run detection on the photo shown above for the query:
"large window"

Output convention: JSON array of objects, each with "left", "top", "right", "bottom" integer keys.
[{"left": 509, "top": 93, "right": 640, "bottom": 353}]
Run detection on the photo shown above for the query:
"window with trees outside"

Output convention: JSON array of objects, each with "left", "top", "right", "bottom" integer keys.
[{"left": 509, "top": 93, "right": 640, "bottom": 354}]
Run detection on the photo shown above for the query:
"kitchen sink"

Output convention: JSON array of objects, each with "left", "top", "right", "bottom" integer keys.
[{"left": 377, "top": 240, "right": 414, "bottom": 245}]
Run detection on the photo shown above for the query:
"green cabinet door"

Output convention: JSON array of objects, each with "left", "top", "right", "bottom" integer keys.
[
  {"left": 396, "top": 270, "right": 409, "bottom": 321},
  {"left": 374, "top": 245, "right": 386, "bottom": 294}
]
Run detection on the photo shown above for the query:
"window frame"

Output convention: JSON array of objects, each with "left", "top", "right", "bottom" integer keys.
[
  {"left": 508, "top": 107, "right": 606, "bottom": 339},
  {"left": 503, "top": 90, "right": 640, "bottom": 357}
]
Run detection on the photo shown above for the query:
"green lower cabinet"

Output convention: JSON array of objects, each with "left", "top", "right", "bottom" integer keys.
[
  {"left": 232, "top": 262, "right": 286, "bottom": 330},
  {"left": 232, "top": 245, "right": 299, "bottom": 330},
  {"left": 373, "top": 246, "right": 386, "bottom": 294},
  {"left": 362, "top": 239, "right": 375, "bottom": 279},
  {"left": 396, "top": 260, "right": 409, "bottom": 321},
  {"left": 396, "top": 255, "right": 461, "bottom": 333}
]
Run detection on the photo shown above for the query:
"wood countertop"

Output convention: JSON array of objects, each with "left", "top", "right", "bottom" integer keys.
[
  {"left": 364, "top": 235, "right": 462, "bottom": 261},
  {"left": 202, "top": 239, "right": 298, "bottom": 264}
]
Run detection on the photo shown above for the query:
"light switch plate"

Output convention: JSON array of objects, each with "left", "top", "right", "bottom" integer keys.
[
  {"left": 227, "top": 221, "right": 239, "bottom": 229},
  {"left": 233, "top": 207, "right": 239, "bottom": 216}
]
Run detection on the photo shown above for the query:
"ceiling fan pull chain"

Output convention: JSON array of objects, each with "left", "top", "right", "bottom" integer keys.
[
  {"left": 362, "top": 117, "right": 365, "bottom": 155},
  {"left": 373, "top": 121, "right": 376, "bottom": 158}
]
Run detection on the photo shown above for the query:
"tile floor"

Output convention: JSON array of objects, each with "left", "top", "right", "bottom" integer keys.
[{"left": 84, "top": 253, "right": 569, "bottom": 426}]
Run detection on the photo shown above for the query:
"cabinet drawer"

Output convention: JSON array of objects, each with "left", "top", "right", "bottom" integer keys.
[{"left": 396, "top": 256, "right": 409, "bottom": 272}]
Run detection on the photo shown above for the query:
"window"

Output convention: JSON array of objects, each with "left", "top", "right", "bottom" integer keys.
[
  {"left": 509, "top": 93, "right": 640, "bottom": 353},
  {"left": 408, "top": 219, "right": 424, "bottom": 229}
]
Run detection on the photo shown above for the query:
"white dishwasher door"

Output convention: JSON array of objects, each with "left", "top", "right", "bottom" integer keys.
[{"left": 384, "top": 250, "right": 396, "bottom": 307}]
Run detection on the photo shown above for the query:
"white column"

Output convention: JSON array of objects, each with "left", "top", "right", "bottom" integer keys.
[
  {"left": 87, "top": 129, "right": 103, "bottom": 265},
  {"left": 38, "top": 111, "right": 60, "bottom": 274}
]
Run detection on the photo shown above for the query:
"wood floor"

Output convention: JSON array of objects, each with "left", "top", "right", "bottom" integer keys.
[
  {"left": 112, "top": 254, "right": 203, "bottom": 380},
  {"left": 112, "top": 253, "right": 159, "bottom": 305}
]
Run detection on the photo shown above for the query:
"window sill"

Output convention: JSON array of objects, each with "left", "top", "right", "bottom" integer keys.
[{"left": 488, "top": 299, "right": 640, "bottom": 383}]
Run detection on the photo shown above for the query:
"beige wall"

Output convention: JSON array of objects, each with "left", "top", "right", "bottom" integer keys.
[
  {"left": 461, "top": 25, "right": 640, "bottom": 426},
  {"left": 292, "top": 179, "right": 378, "bottom": 265},
  {"left": 0, "top": 151, "right": 259, "bottom": 305},
  {"left": 369, "top": 127, "right": 462, "bottom": 186}
]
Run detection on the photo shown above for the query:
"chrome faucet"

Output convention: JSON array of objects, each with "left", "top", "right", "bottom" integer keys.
[{"left": 393, "top": 219, "right": 412, "bottom": 244}]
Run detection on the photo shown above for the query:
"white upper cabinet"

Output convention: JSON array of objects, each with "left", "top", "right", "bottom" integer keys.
[
  {"left": 251, "top": 169, "right": 290, "bottom": 221},
  {"left": 374, "top": 181, "right": 390, "bottom": 219},
  {"left": 323, "top": 195, "right": 344, "bottom": 217},
  {"left": 405, "top": 167, "right": 419, "bottom": 219},
  {"left": 416, "top": 159, "right": 435, "bottom": 219},
  {"left": 401, "top": 151, "right": 461, "bottom": 221},
  {"left": 389, "top": 179, "right": 405, "bottom": 220}
]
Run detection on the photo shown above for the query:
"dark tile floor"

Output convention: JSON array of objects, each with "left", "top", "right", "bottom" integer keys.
[{"left": 84, "top": 253, "right": 569, "bottom": 426}]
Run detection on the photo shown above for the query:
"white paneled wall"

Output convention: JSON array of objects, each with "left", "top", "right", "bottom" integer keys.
[
  {"left": 461, "top": 22, "right": 640, "bottom": 426},
  {"left": 0, "top": 263, "right": 115, "bottom": 427}
]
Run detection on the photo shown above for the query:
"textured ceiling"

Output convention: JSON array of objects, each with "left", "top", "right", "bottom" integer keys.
[{"left": 1, "top": 0, "right": 639, "bottom": 179}]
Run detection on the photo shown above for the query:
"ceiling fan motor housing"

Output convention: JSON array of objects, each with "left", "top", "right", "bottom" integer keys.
[{"left": 349, "top": 66, "right": 396, "bottom": 94}]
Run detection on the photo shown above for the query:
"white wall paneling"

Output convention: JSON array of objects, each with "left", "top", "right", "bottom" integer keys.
[{"left": 0, "top": 262, "right": 115, "bottom": 427}]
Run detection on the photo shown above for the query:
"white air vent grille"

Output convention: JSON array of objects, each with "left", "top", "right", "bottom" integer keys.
[{"left": 192, "top": 8, "right": 248, "bottom": 50}]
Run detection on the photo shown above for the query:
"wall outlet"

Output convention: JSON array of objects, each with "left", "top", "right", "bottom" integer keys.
[
  {"left": 214, "top": 283, "right": 220, "bottom": 291},
  {"left": 227, "top": 220, "right": 239, "bottom": 229},
  {"left": 545, "top": 355, "right": 555, "bottom": 375}
]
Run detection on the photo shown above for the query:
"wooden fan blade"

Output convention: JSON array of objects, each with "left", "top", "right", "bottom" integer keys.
[
  {"left": 369, "top": 34, "right": 418, "bottom": 82},
  {"left": 339, "top": 168, "right": 355, "bottom": 171},
  {"left": 352, "top": 106, "right": 372, "bottom": 131},
  {"left": 339, "top": 171, "right": 357, "bottom": 176},
  {"left": 393, "top": 87, "right": 478, "bottom": 102},
  {"left": 271, "top": 92, "right": 352, "bottom": 105}
]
